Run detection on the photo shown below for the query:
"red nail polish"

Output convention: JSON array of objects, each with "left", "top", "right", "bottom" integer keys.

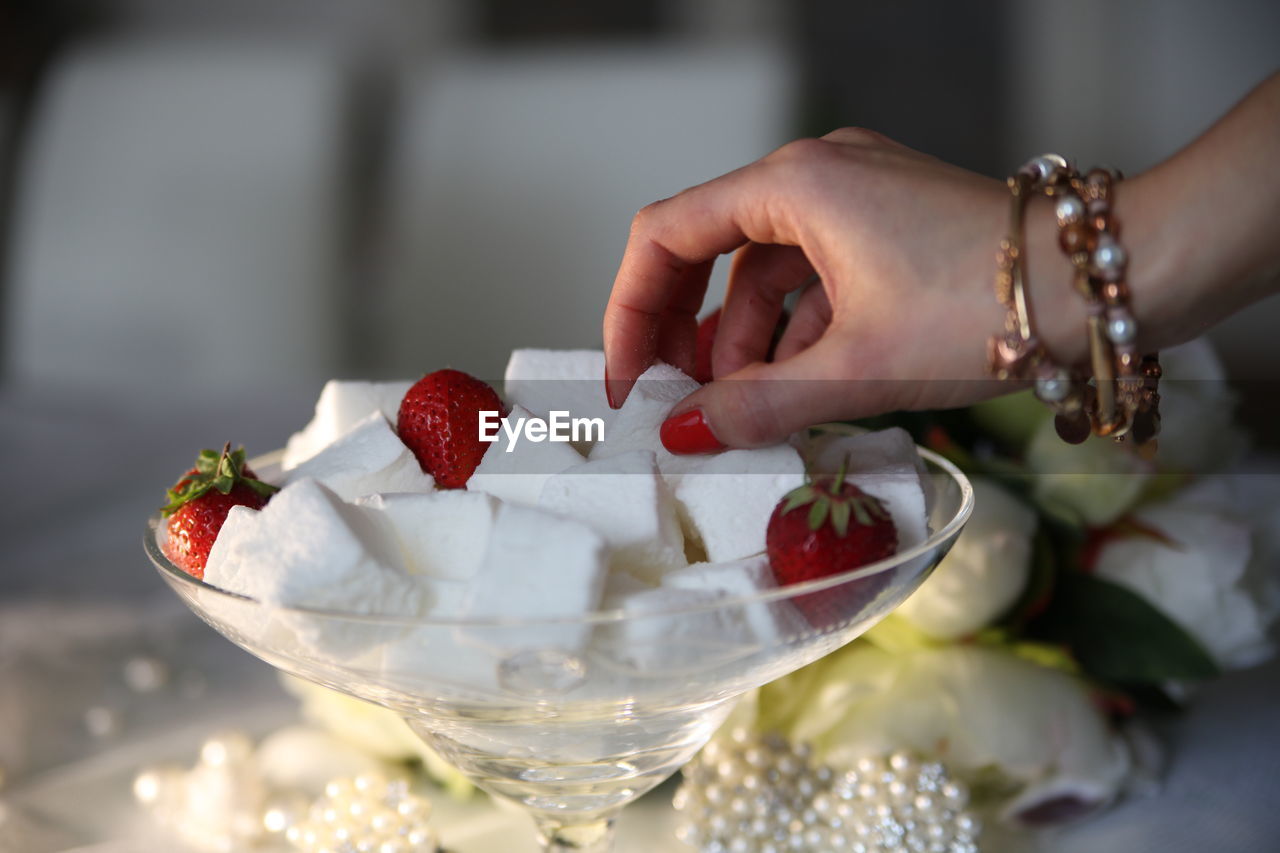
[{"left": 660, "top": 409, "right": 725, "bottom": 455}]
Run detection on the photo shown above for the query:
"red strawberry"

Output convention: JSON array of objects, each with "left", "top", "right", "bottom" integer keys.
[
  {"left": 766, "top": 463, "right": 898, "bottom": 628},
  {"left": 692, "top": 305, "right": 789, "bottom": 384},
  {"left": 161, "top": 444, "right": 278, "bottom": 579},
  {"left": 397, "top": 368, "right": 504, "bottom": 489}
]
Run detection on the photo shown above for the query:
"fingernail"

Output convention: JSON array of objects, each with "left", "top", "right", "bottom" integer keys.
[
  {"left": 660, "top": 409, "right": 725, "bottom": 455},
  {"left": 604, "top": 367, "right": 622, "bottom": 410}
]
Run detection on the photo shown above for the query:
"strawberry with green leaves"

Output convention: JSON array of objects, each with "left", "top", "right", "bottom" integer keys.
[
  {"left": 161, "top": 444, "right": 278, "bottom": 578},
  {"left": 766, "top": 460, "right": 899, "bottom": 627},
  {"left": 397, "top": 369, "right": 505, "bottom": 489}
]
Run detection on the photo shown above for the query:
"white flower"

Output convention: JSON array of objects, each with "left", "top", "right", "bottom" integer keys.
[
  {"left": 1093, "top": 472, "right": 1280, "bottom": 670},
  {"left": 1153, "top": 338, "right": 1248, "bottom": 475},
  {"left": 1025, "top": 422, "right": 1151, "bottom": 527},
  {"left": 896, "top": 478, "right": 1036, "bottom": 639},
  {"left": 763, "top": 644, "right": 1131, "bottom": 825}
]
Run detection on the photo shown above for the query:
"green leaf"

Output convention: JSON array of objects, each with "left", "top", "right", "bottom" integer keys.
[
  {"left": 159, "top": 444, "right": 277, "bottom": 515},
  {"left": 830, "top": 500, "right": 851, "bottom": 537},
  {"left": 244, "top": 478, "right": 280, "bottom": 499},
  {"left": 782, "top": 485, "right": 816, "bottom": 515},
  {"left": 1027, "top": 571, "right": 1220, "bottom": 684},
  {"left": 850, "top": 499, "right": 872, "bottom": 527},
  {"left": 808, "top": 497, "right": 830, "bottom": 530}
]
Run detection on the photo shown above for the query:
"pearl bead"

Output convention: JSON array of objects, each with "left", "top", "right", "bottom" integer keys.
[
  {"left": 1107, "top": 313, "right": 1137, "bottom": 344},
  {"left": 1036, "top": 373, "right": 1071, "bottom": 403},
  {"left": 200, "top": 732, "right": 252, "bottom": 767},
  {"left": 1054, "top": 194, "right": 1086, "bottom": 226},
  {"left": 1093, "top": 235, "right": 1127, "bottom": 273}
]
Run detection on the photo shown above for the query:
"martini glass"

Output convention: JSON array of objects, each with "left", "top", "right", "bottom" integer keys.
[{"left": 146, "top": 447, "right": 972, "bottom": 852}]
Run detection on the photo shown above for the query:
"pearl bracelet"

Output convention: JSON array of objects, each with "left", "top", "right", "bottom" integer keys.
[{"left": 987, "top": 154, "right": 1161, "bottom": 451}]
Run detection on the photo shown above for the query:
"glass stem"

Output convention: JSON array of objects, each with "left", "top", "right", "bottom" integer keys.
[{"left": 535, "top": 816, "right": 617, "bottom": 852}]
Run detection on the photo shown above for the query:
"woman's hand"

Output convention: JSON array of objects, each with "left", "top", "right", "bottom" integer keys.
[
  {"left": 603, "top": 72, "right": 1280, "bottom": 452},
  {"left": 602, "top": 129, "right": 1078, "bottom": 449}
]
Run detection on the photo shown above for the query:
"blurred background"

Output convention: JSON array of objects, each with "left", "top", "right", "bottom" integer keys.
[
  {"left": 0, "top": 0, "right": 1277, "bottom": 600},
  {"left": 1, "top": 0, "right": 1277, "bottom": 391}
]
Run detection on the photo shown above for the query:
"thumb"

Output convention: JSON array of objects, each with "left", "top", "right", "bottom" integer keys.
[{"left": 660, "top": 337, "right": 874, "bottom": 452}]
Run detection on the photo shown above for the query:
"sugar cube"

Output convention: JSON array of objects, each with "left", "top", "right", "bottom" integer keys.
[
  {"left": 673, "top": 444, "right": 806, "bottom": 562},
  {"left": 538, "top": 450, "right": 686, "bottom": 584},
  {"left": 593, "top": 555, "right": 803, "bottom": 673},
  {"left": 466, "top": 404, "right": 585, "bottom": 506},
  {"left": 283, "top": 379, "right": 412, "bottom": 469},
  {"left": 358, "top": 490, "right": 498, "bottom": 582},
  {"left": 282, "top": 412, "right": 434, "bottom": 502},
  {"left": 587, "top": 362, "right": 701, "bottom": 478},
  {"left": 459, "top": 503, "right": 609, "bottom": 653},
  {"left": 504, "top": 349, "right": 616, "bottom": 452},
  {"left": 202, "top": 477, "right": 426, "bottom": 656}
]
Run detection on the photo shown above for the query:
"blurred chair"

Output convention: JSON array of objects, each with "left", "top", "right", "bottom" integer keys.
[
  {"left": 4, "top": 36, "right": 351, "bottom": 395},
  {"left": 373, "top": 42, "right": 796, "bottom": 380}
]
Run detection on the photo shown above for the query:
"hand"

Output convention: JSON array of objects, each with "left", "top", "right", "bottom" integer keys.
[
  {"left": 604, "top": 71, "right": 1280, "bottom": 452},
  {"left": 602, "top": 129, "right": 1067, "bottom": 449}
]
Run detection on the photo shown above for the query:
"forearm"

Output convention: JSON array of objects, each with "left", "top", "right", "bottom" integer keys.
[
  {"left": 1023, "top": 71, "right": 1280, "bottom": 365},
  {"left": 1124, "top": 71, "right": 1280, "bottom": 351}
]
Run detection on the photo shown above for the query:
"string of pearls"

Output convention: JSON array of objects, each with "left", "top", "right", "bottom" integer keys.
[
  {"left": 673, "top": 730, "right": 981, "bottom": 853},
  {"left": 283, "top": 775, "right": 440, "bottom": 853},
  {"left": 133, "top": 733, "right": 443, "bottom": 853}
]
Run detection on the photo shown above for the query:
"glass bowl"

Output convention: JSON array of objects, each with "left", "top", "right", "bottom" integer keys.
[{"left": 146, "top": 446, "right": 973, "bottom": 851}]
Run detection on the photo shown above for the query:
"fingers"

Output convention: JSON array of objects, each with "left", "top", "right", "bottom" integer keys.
[
  {"left": 713, "top": 244, "right": 815, "bottom": 379},
  {"left": 603, "top": 156, "right": 810, "bottom": 407},
  {"left": 662, "top": 335, "right": 874, "bottom": 450},
  {"left": 773, "top": 279, "right": 832, "bottom": 361}
]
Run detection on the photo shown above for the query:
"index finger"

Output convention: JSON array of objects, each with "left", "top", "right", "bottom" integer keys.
[{"left": 602, "top": 155, "right": 806, "bottom": 407}]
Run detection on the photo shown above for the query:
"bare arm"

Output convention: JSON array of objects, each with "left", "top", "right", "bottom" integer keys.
[{"left": 602, "top": 72, "right": 1280, "bottom": 450}]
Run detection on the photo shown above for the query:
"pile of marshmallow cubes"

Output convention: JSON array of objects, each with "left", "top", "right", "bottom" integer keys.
[{"left": 194, "top": 350, "right": 933, "bottom": 695}]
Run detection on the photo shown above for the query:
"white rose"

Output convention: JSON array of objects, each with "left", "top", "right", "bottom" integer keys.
[
  {"left": 1153, "top": 338, "right": 1248, "bottom": 475},
  {"left": 775, "top": 644, "right": 1130, "bottom": 825},
  {"left": 896, "top": 478, "right": 1036, "bottom": 639},
  {"left": 1093, "top": 471, "right": 1280, "bottom": 670},
  {"left": 1026, "top": 422, "right": 1152, "bottom": 527}
]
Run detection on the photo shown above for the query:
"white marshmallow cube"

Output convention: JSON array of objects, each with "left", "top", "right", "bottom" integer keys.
[
  {"left": 673, "top": 444, "right": 806, "bottom": 562},
  {"left": 504, "top": 348, "right": 616, "bottom": 451},
  {"left": 358, "top": 490, "right": 498, "bottom": 582},
  {"left": 587, "top": 362, "right": 700, "bottom": 477},
  {"left": 283, "top": 379, "right": 412, "bottom": 469},
  {"left": 202, "top": 478, "right": 427, "bottom": 656},
  {"left": 466, "top": 404, "right": 585, "bottom": 506},
  {"left": 805, "top": 427, "right": 932, "bottom": 549},
  {"left": 282, "top": 412, "right": 435, "bottom": 502},
  {"left": 538, "top": 450, "right": 686, "bottom": 584},
  {"left": 459, "top": 503, "right": 609, "bottom": 653},
  {"left": 595, "top": 555, "right": 801, "bottom": 673}
]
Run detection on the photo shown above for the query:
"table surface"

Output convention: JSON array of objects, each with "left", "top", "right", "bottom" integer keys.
[{"left": 3, "top": 383, "right": 1278, "bottom": 853}]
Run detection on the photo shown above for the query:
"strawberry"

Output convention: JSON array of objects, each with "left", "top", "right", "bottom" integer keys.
[
  {"left": 766, "top": 462, "right": 898, "bottom": 628},
  {"left": 161, "top": 444, "right": 278, "bottom": 579},
  {"left": 692, "top": 305, "right": 789, "bottom": 384},
  {"left": 397, "top": 368, "right": 504, "bottom": 489}
]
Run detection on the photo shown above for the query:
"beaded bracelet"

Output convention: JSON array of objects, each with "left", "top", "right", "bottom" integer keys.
[{"left": 987, "top": 154, "right": 1161, "bottom": 451}]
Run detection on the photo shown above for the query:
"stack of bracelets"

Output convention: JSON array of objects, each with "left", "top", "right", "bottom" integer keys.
[{"left": 987, "top": 153, "right": 1161, "bottom": 454}]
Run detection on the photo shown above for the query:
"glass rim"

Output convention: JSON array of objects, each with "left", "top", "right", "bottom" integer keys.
[{"left": 144, "top": 445, "right": 973, "bottom": 629}]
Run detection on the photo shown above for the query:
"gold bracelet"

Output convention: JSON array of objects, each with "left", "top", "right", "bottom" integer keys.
[{"left": 988, "top": 154, "right": 1161, "bottom": 452}]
